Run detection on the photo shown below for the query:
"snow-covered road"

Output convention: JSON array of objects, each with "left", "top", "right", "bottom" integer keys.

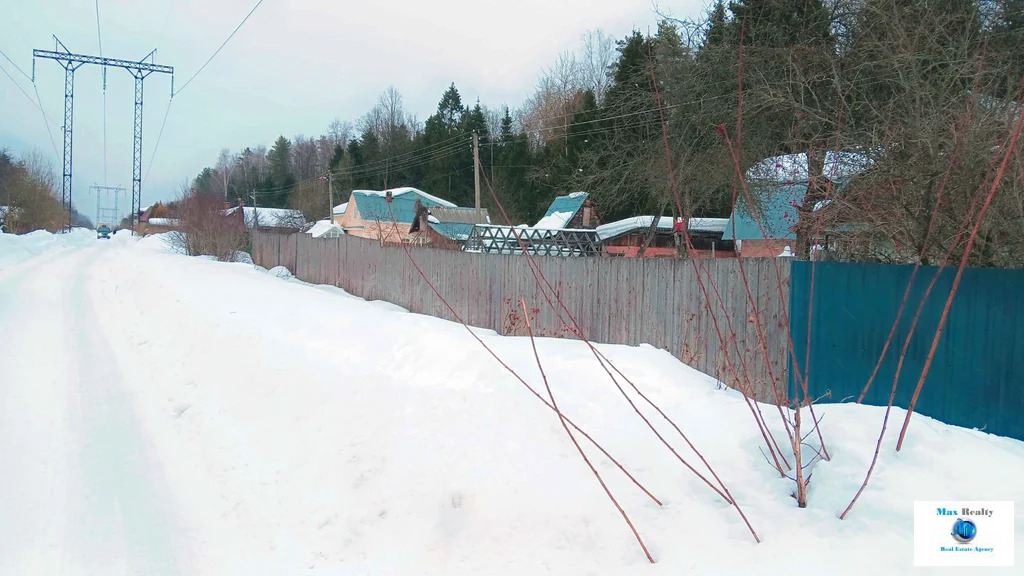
[
  {"left": 0, "top": 244, "right": 189, "bottom": 574},
  {"left": 0, "top": 230, "right": 1021, "bottom": 575}
]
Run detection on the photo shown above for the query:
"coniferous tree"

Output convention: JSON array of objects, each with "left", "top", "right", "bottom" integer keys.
[{"left": 267, "top": 136, "right": 295, "bottom": 207}]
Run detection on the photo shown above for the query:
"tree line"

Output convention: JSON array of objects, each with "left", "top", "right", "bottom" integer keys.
[
  {"left": 186, "top": 0, "right": 1024, "bottom": 267},
  {"left": 0, "top": 149, "right": 92, "bottom": 233}
]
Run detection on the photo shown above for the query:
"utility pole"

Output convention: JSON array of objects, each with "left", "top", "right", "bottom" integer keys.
[
  {"left": 249, "top": 189, "right": 258, "bottom": 230},
  {"left": 91, "top": 184, "right": 124, "bottom": 228},
  {"left": 327, "top": 171, "right": 334, "bottom": 225},
  {"left": 473, "top": 131, "right": 481, "bottom": 222}
]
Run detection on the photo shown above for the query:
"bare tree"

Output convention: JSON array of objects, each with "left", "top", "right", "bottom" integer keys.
[
  {"left": 166, "top": 182, "right": 248, "bottom": 261},
  {"left": 291, "top": 136, "right": 320, "bottom": 182},
  {"left": 580, "top": 29, "right": 616, "bottom": 103},
  {"left": 327, "top": 118, "right": 353, "bottom": 148},
  {"left": 215, "top": 148, "right": 236, "bottom": 200},
  {"left": 520, "top": 53, "right": 586, "bottom": 148},
  {"left": 360, "top": 86, "right": 416, "bottom": 181},
  {"left": 288, "top": 175, "right": 329, "bottom": 223}
]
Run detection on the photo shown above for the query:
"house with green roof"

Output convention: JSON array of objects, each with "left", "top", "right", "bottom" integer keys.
[
  {"left": 722, "top": 182, "right": 807, "bottom": 258},
  {"left": 336, "top": 187, "right": 488, "bottom": 245},
  {"left": 533, "top": 191, "right": 598, "bottom": 229}
]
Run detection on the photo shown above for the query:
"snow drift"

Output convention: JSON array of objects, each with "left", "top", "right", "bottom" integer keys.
[{"left": 1, "top": 231, "right": 1021, "bottom": 575}]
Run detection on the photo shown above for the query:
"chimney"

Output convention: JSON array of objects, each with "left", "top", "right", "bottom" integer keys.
[
  {"left": 224, "top": 202, "right": 230, "bottom": 210},
  {"left": 582, "top": 198, "right": 594, "bottom": 227},
  {"left": 385, "top": 190, "right": 393, "bottom": 203},
  {"left": 239, "top": 201, "right": 244, "bottom": 208}
]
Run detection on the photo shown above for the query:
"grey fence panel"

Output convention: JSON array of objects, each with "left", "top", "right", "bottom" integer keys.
[{"left": 251, "top": 232, "right": 789, "bottom": 400}]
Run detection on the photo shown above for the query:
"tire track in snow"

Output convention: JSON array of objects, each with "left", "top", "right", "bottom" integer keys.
[
  {"left": 0, "top": 248, "right": 78, "bottom": 574},
  {"left": 0, "top": 242, "right": 191, "bottom": 574},
  {"left": 62, "top": 245, "right": 191, "bottom": 575}
]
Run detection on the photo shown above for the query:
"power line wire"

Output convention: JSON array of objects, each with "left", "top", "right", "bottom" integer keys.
[
  {"left": 95, "top": 0, "right": 108, "bottom": 184},
  {"left": 143, "top": 99, "right": 174, "bottom": 187},
  {"left": 0, "top": 60, "right": 41, "bottom": 111},
  {"left": 0, "top": 47, "right": 32, "bottom": 81},
  {"left": 27, "top": 74, "right": 62, "bottom": 162},
  {"left": 157, "top": 0, "right": 176, "bottom": 44},
  {"left": 145, "top": 0, "right": 255, "bottom": 191},
  {"left": 173, "top": 0, "right": 265, "bottom": 96},
  {"left": 254, "top": 143, "right": 470, "bottom": 197},
  {"left": 94, "top": 1, "right": 104, "bottom": 56}
]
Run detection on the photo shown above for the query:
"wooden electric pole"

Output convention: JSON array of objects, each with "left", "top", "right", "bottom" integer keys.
[
  {"left": 473, "top": 131, "right": 481, "bottom": 222},
  {"left": 327, "top": 171, "right": 334, "bottom": 225}
]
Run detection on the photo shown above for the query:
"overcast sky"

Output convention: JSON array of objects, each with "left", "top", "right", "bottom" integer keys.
[{"left": 1, "top": 0, "right": 704, "bottom": 218}]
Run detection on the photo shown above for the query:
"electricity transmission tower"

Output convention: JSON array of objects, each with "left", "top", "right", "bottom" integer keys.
[
  {"left": 33, "top": 36, "right": 173, "bottom": 233},
  {"left": 91, "top": 184, "right": 124, "bottom": 228}
]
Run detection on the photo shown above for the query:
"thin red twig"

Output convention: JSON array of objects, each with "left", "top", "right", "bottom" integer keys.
[
  {"left": 382, "top": 202, "right": 664, "bottom": 507},
  {"left": 520, "top": 299, "right": 655, "bottom": 564},
  {"left": 895, "top": 77, "right": 1024, "bottom": 451}
]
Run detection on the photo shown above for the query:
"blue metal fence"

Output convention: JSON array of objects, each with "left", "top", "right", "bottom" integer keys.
[{"left": 789, "top": 261, "right": 1024, "bottom": 442}]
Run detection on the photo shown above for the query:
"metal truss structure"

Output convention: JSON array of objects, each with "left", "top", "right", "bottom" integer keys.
[{"left": 34, "top": 37, "right": 173, "bottom": 232}]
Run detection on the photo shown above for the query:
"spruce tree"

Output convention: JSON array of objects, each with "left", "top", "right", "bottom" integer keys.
[{"left": 267, "top": 136, "right": 295, "bottom": 207}]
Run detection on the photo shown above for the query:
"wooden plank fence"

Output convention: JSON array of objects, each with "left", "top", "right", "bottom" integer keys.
[{"left": 253, "top": 232, "right": 791, "bottom": 400}]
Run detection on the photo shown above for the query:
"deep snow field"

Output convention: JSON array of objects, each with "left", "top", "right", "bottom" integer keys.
[{"left": 0, "top": 228, "right": 1020, "bottom": 575}]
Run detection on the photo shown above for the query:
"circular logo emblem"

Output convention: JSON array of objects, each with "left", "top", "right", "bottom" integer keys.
[{"left": 951, "top": 518, "right": 977, "bottom": 544}]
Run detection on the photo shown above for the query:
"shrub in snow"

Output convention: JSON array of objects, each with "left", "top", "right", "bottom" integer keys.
[
  {"left": 166, "top": 188, "right": 248, "bottom": 262},
  {"left": 267, "top": 266, "right": 293, "bottom": 278}
]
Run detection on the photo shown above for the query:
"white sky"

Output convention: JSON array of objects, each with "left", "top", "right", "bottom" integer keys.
[{"left": 0, "top": 0, "right": 705, "bottom": 216}]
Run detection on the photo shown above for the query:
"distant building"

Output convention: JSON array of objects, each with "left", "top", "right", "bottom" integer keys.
[
  {"left": 597, "top": 217, "right": 733, "bottom": 258},
  {"left": 533, "top": 192, "right": 599, "bottom": 229},
  {"left": 408, "top": 203, "right": 490, "bottom": 249},
  {"left": 224, "top": 204, "right": 306, "bottom": 234},
  {"left": 722, "top": 182, "right": 806, "bottom": 258},
  {"left": 335, "top": 187, "right": 465, "bottom": 244},
  {"left": 464, "top": 192, "right": 601, "bottom": 256},
  {"left": 305, "top": 219, "right": 344, "bottom": 239},
  {"left": 143, "top": 217, "right": 180, "bottom": 235}
]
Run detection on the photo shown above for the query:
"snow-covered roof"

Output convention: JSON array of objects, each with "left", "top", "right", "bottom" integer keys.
[
  {"left": 147, "top": 218, "right": 179, "bottom": 227},
  {"left": 305, "top": 219, "right": 344, "bottom": 238},
  {"left": 534, "top": 211, "right": 575, "bottom": 230},
  {"left": 595, "top": 216, "right": 729, "bottom": 241},
  {"left": 534, "top": 192, "right": 589, "bottom": 229},
  {"left": 351, "top": 187, "right": 456, "bottom": 208},
  {"left": 689, "top": 218, "right": 729, "bottom": 233},
  {"left": 333, "top": 202, "right": 348, "bottom": 215},
  {"left": 596, "top": 217, "right": 674, "bottom": 241},
  {"left": 225, "top": 206, "right": 307, "bottom": 229},
  {"left": 747, "top": 151, "right": 871, "bottom": 183}
]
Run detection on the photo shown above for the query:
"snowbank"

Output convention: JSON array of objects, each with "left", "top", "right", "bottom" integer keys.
[
  {"left": 6, "top": 238, "right": 1021, "bottom": 575},
  {"left": 75, "top": 241, "right": 1024, "bottom": 575},
  {"left": 0, "top": 228, "right": 95, "bottom": 269}
]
